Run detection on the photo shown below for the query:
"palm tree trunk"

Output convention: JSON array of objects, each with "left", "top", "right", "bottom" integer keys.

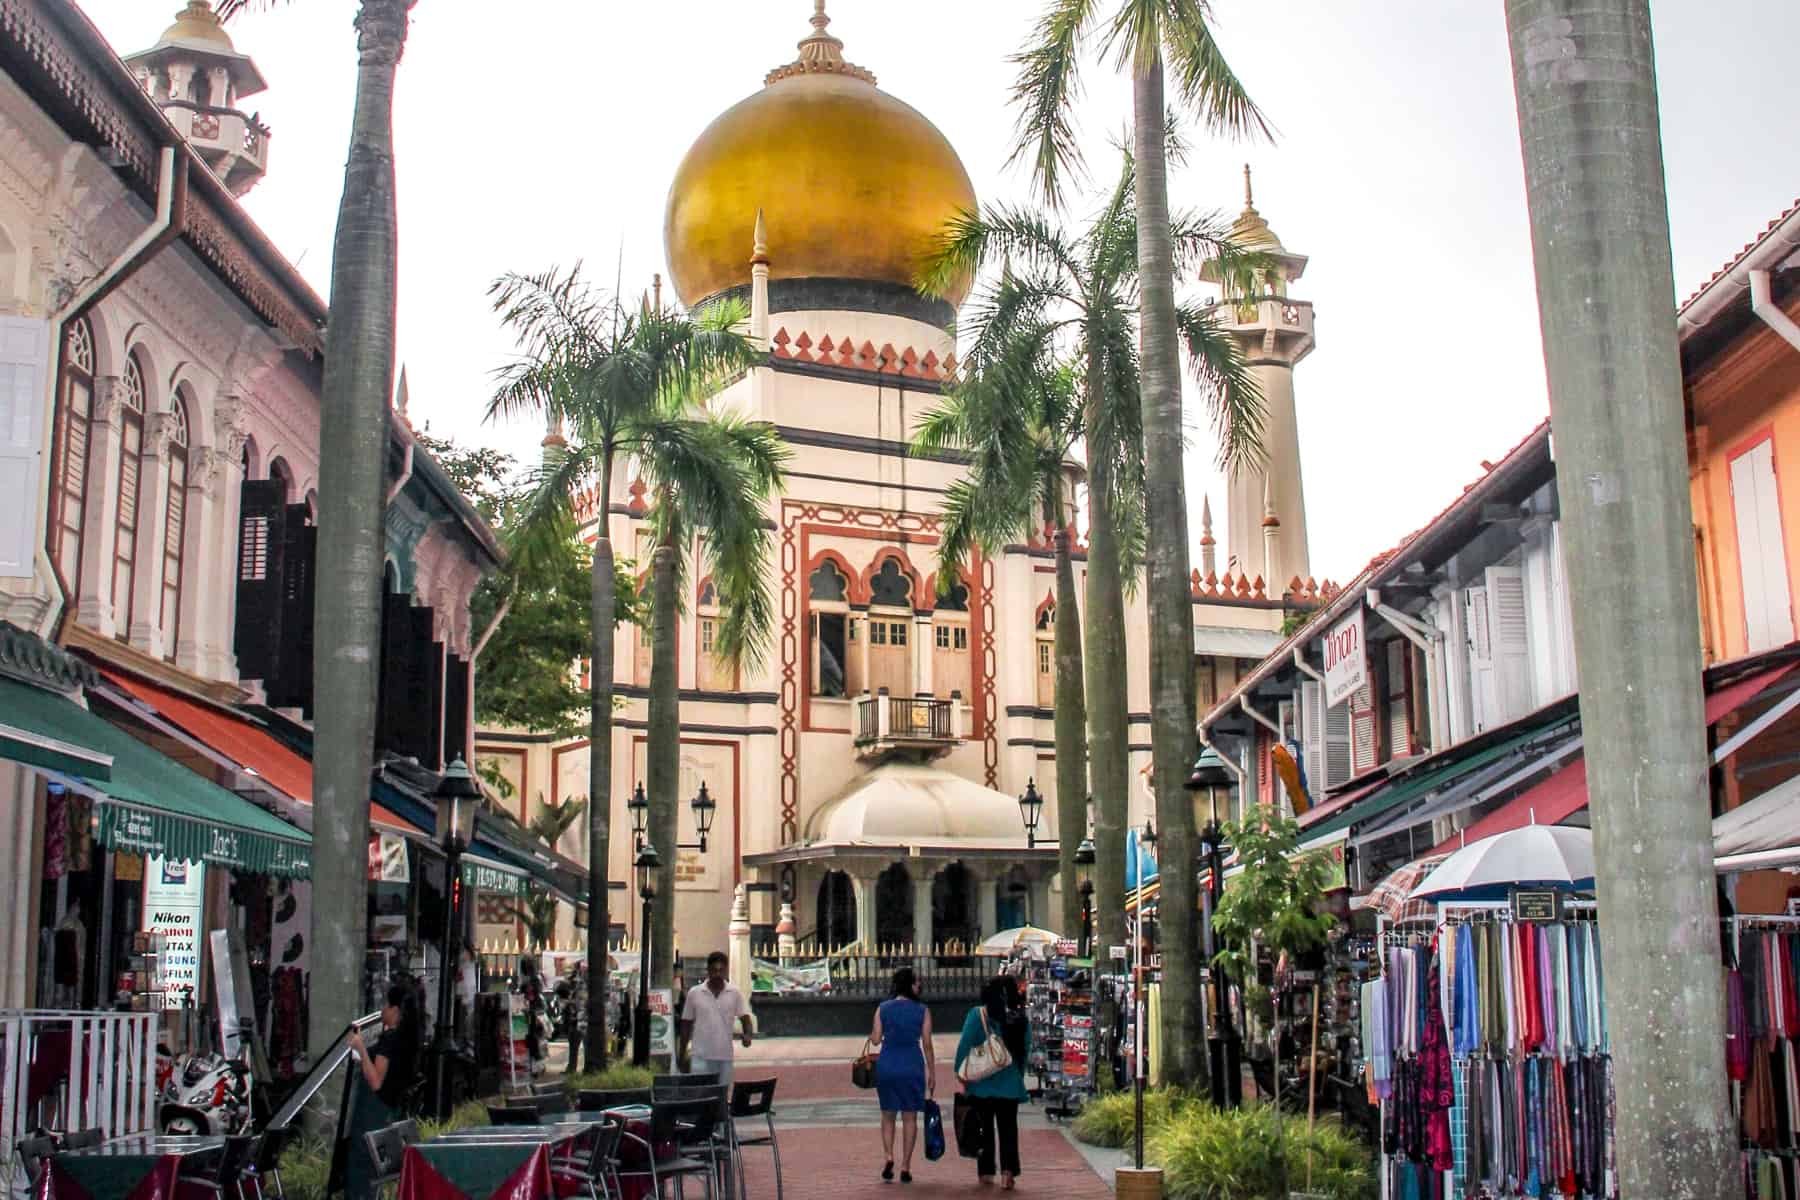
[
  {"left": 1505, "top": 1, "right": 1732, "bottom": 1190},
  {"left": 308, "top": 0, "right": 411, "bottom": 1057},
  {"left": 1082, "top": 356, "right": 1129, "bottom": 963},
  {"left": 582, "top": 449, "right": 616, "bottom": 1072},
  {"left": 1134, "top": 53, "right": 1205, "bottom": 1091},
  {"left": 1047, "top": 477, "right": 1088, "bottom": 938},
  {"left": 646, "top": 529, "right": 680, "bottom": 990}
]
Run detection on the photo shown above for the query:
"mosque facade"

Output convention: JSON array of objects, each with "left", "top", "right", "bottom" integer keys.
[{"left": 475, "top": 4, "right": 1332, "bottom": 952}]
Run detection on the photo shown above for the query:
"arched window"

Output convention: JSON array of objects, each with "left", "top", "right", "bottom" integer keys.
[
  {"left": 268, "top": 456, "right": 294, "bottom": 501},
  {"left": 865, "top": 556, "right": 915, "bottom": 697},
  {"left": 695, "top": 577, "right": 735, "bottom": 691},
  {"left": 809, "top": 561, "right": 850, "bottom": 698},
  {"left": 49, "top": 318, "right": 95, "bottom": 590},
  {"left": 159, "top": 393, "right": 191, "bottom": 660},
  {"left": 111, "top": 353, "right": 148, "bottom": 637},
  {"left": 931, "top": 580, "right": 972, "bottom": 701},
  {"left": 1035, "top": 600, "right": 1056, "bottom": 707}
]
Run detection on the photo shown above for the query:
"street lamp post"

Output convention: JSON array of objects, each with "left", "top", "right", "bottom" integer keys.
[
  {"left": 627, "top": 779, "right": 717, "bottom": 855},
  {"left": 1188, "top": 746, "right": 1242, "bottom": 1108},
  {"left": 632, "top": 841, "right": 660, "bottom": 1067},
  {"left": 431, "top": 757, "right": 481, "bottom": 1119}
]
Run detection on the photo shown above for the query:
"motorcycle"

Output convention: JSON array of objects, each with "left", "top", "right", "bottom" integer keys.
[
  {"left": 549, "top": 978, "right": 586, "bottom": 1044},
  {"left": 158, "top": 1052, "right": 253, "bottom": 1136}
]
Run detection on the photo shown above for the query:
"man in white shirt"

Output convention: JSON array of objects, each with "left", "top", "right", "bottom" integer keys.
[{"left": 678, "top": 951, "right": 752, "bottom": 1087}]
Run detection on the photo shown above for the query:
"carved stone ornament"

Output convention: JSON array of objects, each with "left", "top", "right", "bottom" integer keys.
[
  {"left": 146, "top": 410, "right": 180, "bottom": 455},
  {"left": 213, "top": 393, "right": 250, "bottom": 459},
  {"left": 91, "top": 375, "right": 126, "bottom": 424}
]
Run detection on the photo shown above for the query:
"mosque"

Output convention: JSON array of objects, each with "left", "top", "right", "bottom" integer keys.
[{"left": 474, "top": 3, "right": 1330, "bottom": 951}]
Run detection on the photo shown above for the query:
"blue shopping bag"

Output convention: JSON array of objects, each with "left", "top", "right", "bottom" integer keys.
[{"left": 922, "top": 1098, "right": 946, "bottom": 1161}]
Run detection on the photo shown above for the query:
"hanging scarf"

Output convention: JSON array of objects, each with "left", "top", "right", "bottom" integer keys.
[
  {"left": 1453, "top": 923, "right": 1480, "bottom": 1056},
  {"left": 1728, "top": 967, "right": 1750, "bottom": 1083},
  {"left": 1420, "top": 951, "right": 1455, "bottom": 1172}
]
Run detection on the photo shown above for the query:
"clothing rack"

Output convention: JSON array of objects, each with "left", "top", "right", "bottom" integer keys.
[{"left": 1727, "top": 914, "right": 1800, "bottom": 1197}]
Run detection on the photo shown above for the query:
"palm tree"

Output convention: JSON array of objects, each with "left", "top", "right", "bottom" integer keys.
[
  {"left": 487, "top": 267, "right": 758, "bottom": 1070},
  {"left": 912, "top": 303, "right": 1091, "bottom": 936},
  {"left": 920, "top": 153, "right": 1264, "bottom": 1004},
  {"left": 219, "top": 0, "right": 417, "bottom": 1055},
  {"left": 1010, "top": 0, "right": 1267, "bottom": 1090},
  {"left": 637, "top": 390, "right": 786, "bottom": 990}
]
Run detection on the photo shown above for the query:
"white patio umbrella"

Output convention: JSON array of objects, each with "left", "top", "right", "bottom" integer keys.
[
  {"left": 1410, "top": 825, "right": 1595, "bottom": 900},
  {"left": 980, "top": 925, "right": 1062, "bottom": 957}
]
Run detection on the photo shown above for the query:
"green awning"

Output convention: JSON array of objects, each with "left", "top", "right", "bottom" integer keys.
[
  {"left": 1302, "top": 720, "right": 1564, "bottom": 844},
  {"left": 0, "top": 720, "right": 112, "bottom": 779},
  {"left": 0, "top": 676, "right": 310, "bottom": 878},
  {"left": 463, "top": 855, "right": 527, "bottom": 898}
]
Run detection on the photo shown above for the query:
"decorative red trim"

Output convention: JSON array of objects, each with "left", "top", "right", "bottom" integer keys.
[
  {"left": 857, "top": 546, "right": 926, "bottom": 610},
  {"left": 800, "top": 548, "right": 862, "bottom": 604}
]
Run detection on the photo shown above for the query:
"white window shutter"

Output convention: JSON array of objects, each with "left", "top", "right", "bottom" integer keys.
[
  {"left": 1350, "top": 683, "right": 1377, "bottom": 774},
  {"left": 1465, "top": 585, "right": 1496, "bottom": 731},
  {"left": 1325, "top": 687, "right": 1353, "bottom": 787},
  {"left": 1485, "top": 565, "right": 1534, "bottom": 722},
  {"left": 1551, "top": 521, "right": 1577, "bottom": 693},
  {"left": 1300, "top": 680, "right": 1325, "bottom": 792},
  {"left": 1385, "top": 638, "right": 1411, "bottom": 758},
  {"left": 0, "top": 318, "right": 50, "bottom": 579},
  {"left": 1730, "top": 441, "right": 1795, "bottom": 653}
]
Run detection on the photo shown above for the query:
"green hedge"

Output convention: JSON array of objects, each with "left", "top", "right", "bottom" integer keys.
[
  {"left": 1070, "top": 1087, "right": 1196, "bottom": 1148},
  {"left": 1149, "top": 1104, "right": 1374, "bottom": 1200},
  {"left": 564, "top": 1063, "right": 654, "bottom": 1093}
]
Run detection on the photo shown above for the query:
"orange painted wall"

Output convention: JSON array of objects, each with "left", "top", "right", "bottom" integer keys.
[{"left": 1687, "top": 293, "right": 1800, "bottom": 665}]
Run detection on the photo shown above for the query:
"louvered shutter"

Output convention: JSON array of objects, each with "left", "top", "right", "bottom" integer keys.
[
  {"left": 269, "top": 509, "right": 315, "bottom": 711},
  {"left": 378, "top": 591, "right": 413, "bottom": 755},
  {"left": 1325, "top": 686, "right": 1353, "bottom": 787},
  {"left": 1731, "top": 440, "right": 1795, "bottom": 653},
  {"left": 1350, "top": 683, "right": 1378, "bottom": 774},
  {"left": 1300, "top": 680, "right": 1326, "bottom": 793},
  {"left": 1465, "top": 585, "right": 1496, "bottom": 731},
  {"left": 0, "top": 318, "right": 50, "bottom": 578},
  {"left": 233, "top": 480, "right": 288, "bottom": 680},
  {"left": 1385, "top": 639, "right": 1412, "bottom": 758},
  {"left": 1484, "top": 565, "right": 1533, "bottom": 722}
]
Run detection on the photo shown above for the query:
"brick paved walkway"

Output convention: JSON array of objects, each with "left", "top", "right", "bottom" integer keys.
[{"left": 737, "top": 1125, "right": 1115, "bottom": 1199}]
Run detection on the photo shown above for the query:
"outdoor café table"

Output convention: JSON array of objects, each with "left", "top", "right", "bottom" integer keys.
[
  {"left": 398, "top": 1138, "right": 558, "bottom": 1200},
  {"left": 35, "top": 1135, "right": 225, "bottom": 1200}
]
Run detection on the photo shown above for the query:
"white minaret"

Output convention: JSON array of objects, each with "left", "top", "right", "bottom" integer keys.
[
  {"left": 124, "top": 2, "right": 272, "bottom": 196},
  {"left": 1200, "top": 166, "right": 1314, "bottom": 585}
]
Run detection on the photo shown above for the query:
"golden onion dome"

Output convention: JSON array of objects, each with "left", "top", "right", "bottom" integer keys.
[
  {"left": 158, "top": 1, "right": 235, "bottom": 51},
  {"left": 1228, "top": 165, "right": 1285, "bottom": 252},
  {"left": 664, "top": 3, "right": 977, "bottom": 323}
]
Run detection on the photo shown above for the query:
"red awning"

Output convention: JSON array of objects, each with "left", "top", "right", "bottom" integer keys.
[
  {"left": 1429, "top": 661, "right": 1796, "bottom": 855},
  {"left": 99, "top": 668, "right": 415, "bottom": 832}
]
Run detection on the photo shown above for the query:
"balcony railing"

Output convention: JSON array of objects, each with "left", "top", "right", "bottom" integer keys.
[{"left": 854, "top": 690, "right": 963, "bottom": 755}]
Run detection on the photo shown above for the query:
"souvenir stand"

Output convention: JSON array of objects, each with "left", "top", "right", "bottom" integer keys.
[
  {"left": 1726, "top": 911, "right": 1800, "bottom": 1196},
  {"left": 1370, "top": 894, "right": 1614, "bottom": 1200},
  {"left": 1024, "top": 939, "right": 1096, "bottom": 1120}
]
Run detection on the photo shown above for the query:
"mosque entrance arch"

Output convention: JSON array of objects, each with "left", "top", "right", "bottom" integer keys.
[{"left": 816, "top": 869, "right": 856, "bottom": 949}]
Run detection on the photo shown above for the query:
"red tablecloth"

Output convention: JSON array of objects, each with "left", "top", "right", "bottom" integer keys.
[
  {"left": 399, "top": 1144, "right": 553, "bottom": 1200},
  {"left": 37, "top": 1150, "right": 215, "bottom": 1200}
]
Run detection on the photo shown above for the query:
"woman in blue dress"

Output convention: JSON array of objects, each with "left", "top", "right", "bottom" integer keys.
[{"left": 870, "top": 966, "right": 935, "bottom": 1183}]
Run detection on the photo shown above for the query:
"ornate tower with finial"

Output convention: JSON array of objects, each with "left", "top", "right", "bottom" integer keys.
[
  {"left": 1200, "top": 166, "right": 1314, "bottom": 584},
  {"left": 124, "top": 2, "right": 272, "bottom": 195}
]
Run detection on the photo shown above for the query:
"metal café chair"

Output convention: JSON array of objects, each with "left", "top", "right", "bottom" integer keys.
[
  {"left": 576, "top": 1087, "right": 651, "bottom": 1113},
  {"left": 651, "top": 1072, "right": 718, "bottom": 1098},
  {"left": 361, "top": 1122, "right": 412, "bottom": 1197},
  {"left": 657, "top": 1086, "right": 732, "bottom": 1194},
  {"left": 16, "top": 1135, "right": 59, "bottom": 1189},
  {"left": 244, "top": 1126, "right": 297, "bottom": 1200},
  {"left": 549, "top": 1113, "right": 624, "bottom": 1200},
  {"left": 61, "top": 1130, "right": 104, "bottom": 1152},
  {"left": 615, "top": 1097, "right": 720, "bottom": 1200},
  {"left": 531, "top": 1089, "right": 572, "bottom": 1118},
  {"left": 728, "top": 1079, "right": 780, "bottom": 1200},
  {"left": 487, "top": 1103, "right": 541, "bottom": 1126},
  {"left": 185, "top": 1135, "right": 258, "bottom": 1200}
]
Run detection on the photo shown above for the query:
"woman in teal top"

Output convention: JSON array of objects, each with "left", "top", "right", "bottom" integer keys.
[{"left": 954, "top": 975, "right": 1030, "bottom": 1189}]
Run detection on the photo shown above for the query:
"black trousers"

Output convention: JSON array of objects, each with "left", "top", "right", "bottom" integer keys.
[{"left": 968, "top": 1096, "right": 1021, "bottom": 1178}]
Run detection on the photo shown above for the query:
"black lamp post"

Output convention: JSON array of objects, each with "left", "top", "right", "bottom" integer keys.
[
  {"left": 1073, "top": 829, "right": 1096, "bottom": 957},
  {"left": 1018, "top": 779, "right": 1048, "bottom": 848},
  {"left": 631, "top": 841, "right": 660, "bottom": 1067},
  {"left": 431, "top": 757, "right": 481, "bottom": 1119},
  {"left": 628, "top": 779, "right": 717, "bottom": 854},
  {"left": 1187, "top": 745, "right": 1242, "bottom": 1108}
]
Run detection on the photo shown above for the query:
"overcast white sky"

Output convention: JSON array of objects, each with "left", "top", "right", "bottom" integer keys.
[{"left": 80, "top": 0, "right": 1800, "bottom": 584}]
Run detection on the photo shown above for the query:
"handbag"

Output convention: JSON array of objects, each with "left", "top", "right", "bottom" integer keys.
[
  {"left": 851, "top": 1038, "right": 879, "bottom": 1090},
  {"left": 922, "top": 1099, "right": 946, "bottom": 1161},
  {"left": 956, "top": 1010, "right": 1012, "bottom": 1085},
  {"left": 953, "top": 1093, "right": 981, "bottom": 1159}
]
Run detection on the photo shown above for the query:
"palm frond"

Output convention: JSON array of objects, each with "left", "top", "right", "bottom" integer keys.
[
  {"left": 1007, "top": 0, "right": 1102, "bottom": 207},
  {"left": 919, "top": 206, "right": 1086, "bottom": 304},
  {"left": 504, "top": 442, "right": 606, "bottom": 580},
  {"left": 1176, "top": 299, "right": 1266, "bottom": 472},
  {"left": 1160, "top": 0, "right": 1273, "bottom": 139}
]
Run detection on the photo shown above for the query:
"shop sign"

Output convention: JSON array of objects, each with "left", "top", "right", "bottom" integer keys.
[
  {"left": 1323, "top": 609, "right": 1366, "bottom": 707},
  {"left": 111, "top": 809, "right": 165, "bottom": 857},
  {"left": 143, "top": 855, "right": 205, "bottom": 1008},
  {"left": 463, "top": 859, "right": 526, "bottom": 898},
  {"left": 1511, "top": 889, "right": 1561, "bottom": 923},
  {"left": 647, "top": 988, "right": 675, "bottom": 1056},
  {"left": 366, "top": 833, "right": 409, "bottom": 883}
]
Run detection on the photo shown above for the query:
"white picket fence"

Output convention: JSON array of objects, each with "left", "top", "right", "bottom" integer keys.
[{"left": 2, "top": 1011, "right": 157, "bottom": 1196}]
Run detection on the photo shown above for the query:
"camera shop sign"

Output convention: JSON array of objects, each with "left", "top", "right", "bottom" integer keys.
[{"left": 1323, "top": 608, "right": 1367, "bottom": 708}]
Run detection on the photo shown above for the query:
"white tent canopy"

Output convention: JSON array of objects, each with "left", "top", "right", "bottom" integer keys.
[{"left": 1714, "top": 773, "right": 1800, "bottom": 872}]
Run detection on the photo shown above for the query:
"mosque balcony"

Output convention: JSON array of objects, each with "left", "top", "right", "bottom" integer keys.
[
  {"left": 1202, "top": 295, "right": 1314, "bottom": 340},
  {"left": 161, "top": 101, "right": 271, "bottom": 195},
  {"left": 854, "top": 690, "right": 964, "bottom": 759}
]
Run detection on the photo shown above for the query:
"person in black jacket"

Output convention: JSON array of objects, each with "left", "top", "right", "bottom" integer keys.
[{"left": 345, "top": 983, "right": 420, "bottom": 1200}]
